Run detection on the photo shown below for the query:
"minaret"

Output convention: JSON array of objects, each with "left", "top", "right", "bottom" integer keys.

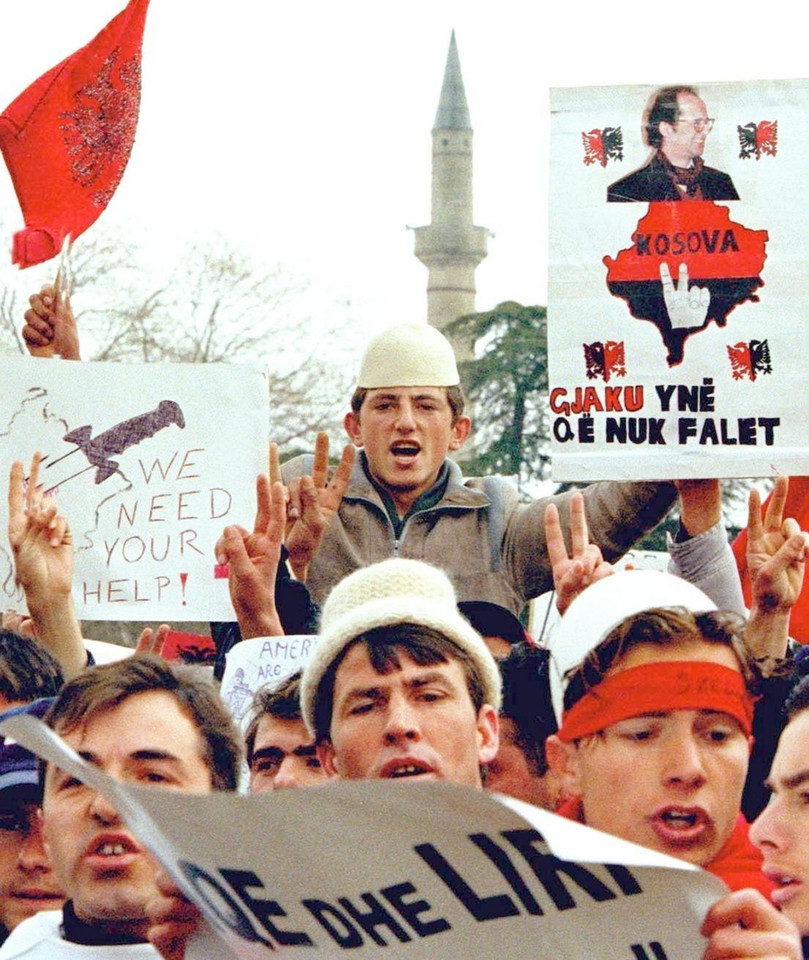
[{"left": 413, "top": 31, "right": 489, "bottom": 357}]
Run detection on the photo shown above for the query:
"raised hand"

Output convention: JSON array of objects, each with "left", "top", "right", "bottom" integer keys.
[
  {"left": 660, "top": 262, "right": 710, "bottom": 330},
  {"left": 219, "top": 475, "right": 285, "bottom": 639},
  {"left": 274, "top": 433, "right": 355, "bottom": 581},
  {"left": 22, "top": 284, "right": 81, "bottom": 360},
  {"left": 7, "top": 453, "right": 86, "bottom": 677},
  {"left": 745, "top": 476, "right": 809, "bottom": 665},
  {"left": 545, "top": 491, "right": 615, "bottom": 615},
  {"left": 747, "top": 477, "right": 809, "bottom": 616}
]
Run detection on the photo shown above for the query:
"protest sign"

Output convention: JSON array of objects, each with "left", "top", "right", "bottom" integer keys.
[
  {"left": 1, "top": 712, "right": 726, "bottom": 959},
  {"left": 549, "top": 79, "right": 808, "bottom": 481},
  {"left": 0, "top": 356, "right": 267, "bottom": 619},
  {"left": 220, "top": 634, "right": 320, "bottom": 730}
]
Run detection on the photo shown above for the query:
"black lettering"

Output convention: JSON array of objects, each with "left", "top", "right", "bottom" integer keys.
[
  {"left": 672, "top": 232, "right": 685, "bottom": 255},
  {"left": 631, "top": 942, "right": 669, "bottom": 960},
  {"left": 699, "top": 418, "right": 719, "bottom": 445},
  {"left": 470, "top": 833, "right": 543, "bottom": 915},
  {"left": 628, "top": 418, "right": 647, "bottom": 444},
  {"left": 553, "top": 417, "right": 574, "bottom": 443},
  {"left": 699, "top": 377, "right": 715, "bottom": 412},
  {"left": 719, "top": 419, "right": 738, "bottom": 445},
  {"left": 178, "top": 860, "right": 274, "bottom": 948},
  {"left": 702, "top": 229, "right": 719, "bottom": 254},
  {"left": 720, "top": 229, "right": 739, "bottom": 253},
  {"left": 678, "top": 418, "right": 697, "bottom": 444},
  {"left": 578, "top": 417, "right": 595, "bottom": 443},
  {"left": 759, "top": 417, "right": 780, "bottom": 445},
  {"left": 503, "top": 829, "right": 619, "bottom": 910},
  {"left": 647, "top": 418, "right": 666, "bottom": 444},
  {"left": 336, "top": 893, "right": 411, "bottom": 946},
  {"left": 654, "top": 234, "right": 669, "bottom": 255},
  {"left": 380, "top": 882, "right": 451, "bottom": 938},
  {"left": 655, "top": 384, "right": 675, "bottom": 412},
  {"left": 604, "top": 864, "right": 643, "bottom": 895},
  {"left": 302, "top": 899, "right": 363, "bottom": 947},
  {"left": 415, "top": 842, "right": 520, "bottom": 921},
  {"left": 606, "top": 417, "right": 627, "bottom": 443},
  {"left": 635, "top": 233, "right": 651, "bottom": 255},
  {"left": 219, "top": 869, "right": 312, "bottom": 946},
  {"left": 676, "top": 384, "right": 698, "bottom": 412},
  {"left": 739, "top": 418, "right": 757, "bottom": 445}
]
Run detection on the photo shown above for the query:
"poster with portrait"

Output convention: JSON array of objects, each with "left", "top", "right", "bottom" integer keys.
[{"left": 549, "top": 79, "right": 808, "bottom": 481}]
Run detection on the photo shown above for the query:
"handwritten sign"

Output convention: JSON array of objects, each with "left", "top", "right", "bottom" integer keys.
[
  {"left": 549, "top": 79, "right": 808, "bottom": 480},
  {"left": 1, "top": 713, "right": 727, "bottom": 960},
  {"left": 0, "top": 356, "right": 267, "bottom": 619},
  {"left": 221, "top": 634, "right": 320, "bottom": 728}
]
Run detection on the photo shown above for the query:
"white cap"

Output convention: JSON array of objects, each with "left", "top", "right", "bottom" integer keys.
[
  {"left": 301, "top": 558, "right": 501, "bottom": 737},
  {"left": 356, "top": 324, "right": 460, "bottom": 389},
  {"left": 546, "top": 570, "right": 717, "bottom": 725}
]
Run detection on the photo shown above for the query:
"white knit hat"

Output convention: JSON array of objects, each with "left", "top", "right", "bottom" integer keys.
[
  {"left": 546, "top": 569, "right": 717, "bottom": 725},
  {"left": 301, "top": 558, "right": 502, "bottom": 737},
  {"left": 356, "top": 324, "right": 460, "bottom": 389}
]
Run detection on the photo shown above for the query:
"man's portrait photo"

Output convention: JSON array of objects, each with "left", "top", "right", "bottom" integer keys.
[{"left": 607, "top": 85, "right": 739, "bottom": 202}]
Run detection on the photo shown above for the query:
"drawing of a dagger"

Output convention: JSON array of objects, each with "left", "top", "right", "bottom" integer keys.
[{"left": 40, "top": 401, "right": 185, "bottom": 492}]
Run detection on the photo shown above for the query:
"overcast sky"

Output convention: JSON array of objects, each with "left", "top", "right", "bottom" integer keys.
[{"left": 0, "top": 1, "right": 806, "bottom": 344}]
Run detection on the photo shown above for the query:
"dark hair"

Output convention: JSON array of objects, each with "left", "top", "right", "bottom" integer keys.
[
  {"left": 459, "top": 602, "right": 525, "bottom": 649},
  {"left": 785, "top": 675, "right": 809, "bottom": 721},
  {"left": 314, "top": 624, "right": 485, "bottom": 743},
  {"left": 44, "top": 656, "right": 241, "bottom": 791},
  {"left": 350, "top": 385, "right": 465, "bottom": 426},
  {"left": 244, "top": 671, "right": 303, "bottom": 767},
  {"left": 645, "top": 85, "right": 699, "bottom": 147},
  {"left": 563, "top": 607, "right": 752, "bottom": 714},
  {"left": 0, "top": 630, "right": 63, "bottom": 703},
  {"left": 499, "top": 643, "right": 556, "bottom": 777}
]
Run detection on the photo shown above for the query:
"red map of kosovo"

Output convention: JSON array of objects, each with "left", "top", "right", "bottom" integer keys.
[{"left": 603, "top": 202, "right": 768, "bottom": 366}]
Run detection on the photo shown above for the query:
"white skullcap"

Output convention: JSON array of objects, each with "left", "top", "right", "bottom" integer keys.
[
  {"left": 546, "top": 570, "right": 717, "bottom": 725},
  {"left": 356, "top": 324, "right": 460, "bottom": 389},
  {"left": 301, "top": 558, "right": 501, "bottom": 737}
]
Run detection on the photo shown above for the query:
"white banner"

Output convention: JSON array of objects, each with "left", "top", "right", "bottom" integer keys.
[
  {"left": 0, "top": 356, "right": 267, "bottom": 619},
  {"left": 549, "top": 79, "right": 807, "bottom": 480},
  {"left": 0, "top": 713, "right": 727, "bottom": 960}
]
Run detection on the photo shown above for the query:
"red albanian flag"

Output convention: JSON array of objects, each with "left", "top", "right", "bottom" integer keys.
[
  {"left": 0, "top": 0, "right": 150, "bottom": 267},
  {"left": 732, "top": 476, "right": 809, "bottom": 644}
]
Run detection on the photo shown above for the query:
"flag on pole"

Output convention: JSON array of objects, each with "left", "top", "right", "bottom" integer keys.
[
  {"left": 732, "top": 476, "right": 809, "bottom": 644},
  {"left": 0, "top": 0, "right": 150, "bottom": 268}
]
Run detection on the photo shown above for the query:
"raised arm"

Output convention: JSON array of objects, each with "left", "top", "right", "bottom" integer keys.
[
  {"left": 277, "top": 433, "right": 355, "bottom": 581},
  {"left": 744, "top": 477, "right": 809, "bottom": 667},
  {"left": 667, "top": 479, "right": 746, "bottom": 614},
  {"left": 7, "top": 453, "right": 86, "bottom": 677},
  {"left": 219, "top": 474, "right": 286, "bottom": 639},
  {"left": 545, "top": 492, "right": 615, "bottom": 615}
]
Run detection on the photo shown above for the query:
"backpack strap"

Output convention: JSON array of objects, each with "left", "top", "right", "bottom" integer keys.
[{"left": 482, "top": 475, "right": 506, "bottom": 573}]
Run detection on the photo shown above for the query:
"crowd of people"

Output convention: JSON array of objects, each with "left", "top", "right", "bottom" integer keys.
[{"left": 0, "top": 284, "right": 806, "bottom": 958}]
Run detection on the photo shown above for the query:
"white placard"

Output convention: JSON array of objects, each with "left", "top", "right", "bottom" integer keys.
[
  {"left": 0, "top": 356, "right": 267, "bottom": 619},
  {"left": 550, "top": 79, "right": 807, "bottom": 480}
]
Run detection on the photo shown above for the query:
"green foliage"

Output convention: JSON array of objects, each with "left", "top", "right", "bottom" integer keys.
[{"left": 446, "top": 301, "right": 550, "bottom": 488}]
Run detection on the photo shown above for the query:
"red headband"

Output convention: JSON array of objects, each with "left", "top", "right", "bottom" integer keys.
[{"left": 557, "top": 660, "right": 754, "bottom": 743}]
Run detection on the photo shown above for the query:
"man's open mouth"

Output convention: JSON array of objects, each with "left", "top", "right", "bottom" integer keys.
[
  {"left": 390, "top": 443, "right": 420, "bottom": 459},
  {"left": 659, "top": 810, "right": 700, "bottom": 829},
  {"left": 650, "top": 806, "right": 709, "bottom": 845},
  {"left": 96, "top": 842, "right": 128, "bottom": 856},
  {"left": 382, "top": 759, "right": 432, "bottom": 779}
]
